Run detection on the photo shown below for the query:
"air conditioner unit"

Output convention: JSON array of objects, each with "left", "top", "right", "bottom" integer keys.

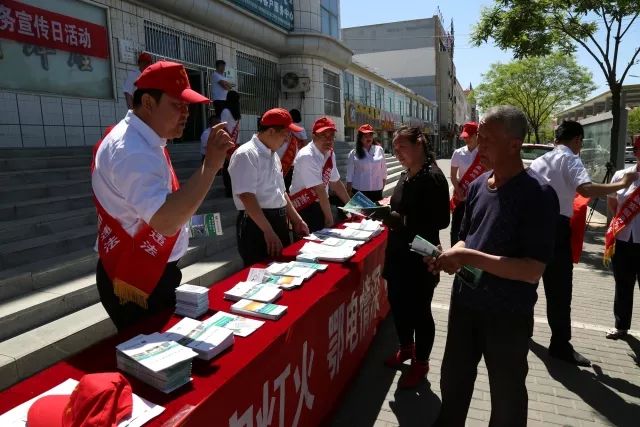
[{"left": 281, "top": 69, "right": 311, "bottom": 93}]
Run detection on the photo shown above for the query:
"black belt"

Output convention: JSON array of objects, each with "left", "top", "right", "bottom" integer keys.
[{"left": 240, "top": 207, "right": 287, "bottom": 218}]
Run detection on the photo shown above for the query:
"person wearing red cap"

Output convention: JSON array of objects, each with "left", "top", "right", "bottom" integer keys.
[
  {"left": 346, "top": 124, "right": 387, "bottom": 202},
  {"left": 450, "top": 121, "right": 485, "bottom": 246},
  {"left": 605, "top": 135, "right": 640, "bottom": 340},
  {"left": 27, "top": 372, "right": 133, "bottom": 427},
  {"left": 289, "top": 117, "right": 351, "bottom": 232},
  {"left": 228, "top": 108, "right": 310, "bottom": 266},
  {"left": 123, "top": 52, "right": 153, "bottom": 110},
  {"left": 92, "top": 61, "right": 233, "bottom": 330}
]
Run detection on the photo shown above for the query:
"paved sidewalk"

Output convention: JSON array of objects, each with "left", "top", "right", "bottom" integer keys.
[{"left": 330, "top": 161, "right": 640, "bottom": 426}]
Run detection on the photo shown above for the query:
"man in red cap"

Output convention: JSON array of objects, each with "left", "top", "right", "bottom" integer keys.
[
  {"left": 228, "top": 108, "right": 309, "bottom": 266},
  {"left": 123, "top": 52, "right": 153, "bottom": 110},
  {"left": 289, "top": 117, "right": 351, "bottom": 232},
  {"left": 92, "top": 60, "right": 233, "bottom": 330},
  {"left": 27, "top": 372, "right": 133, "bottom": 427},
  {"left": 449, "top": 121, "right": 485, "bottom": 245}
]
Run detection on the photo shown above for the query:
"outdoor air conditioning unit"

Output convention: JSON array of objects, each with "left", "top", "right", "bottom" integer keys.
[{"left": 281, "top": 69, "right": 311, "bottom": 93}]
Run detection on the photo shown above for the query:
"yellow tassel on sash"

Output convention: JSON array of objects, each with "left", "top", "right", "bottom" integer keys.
[
  {"left": 113, "top": 278, "right": 149, "bottom": 309},
  {"left": 603, "top": 244, "right": 615, "bottom": 267}
]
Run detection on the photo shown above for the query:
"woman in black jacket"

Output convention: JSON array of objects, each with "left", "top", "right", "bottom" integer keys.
[{"left": 382, "top": 126, "right": 450, "bottom": 388}]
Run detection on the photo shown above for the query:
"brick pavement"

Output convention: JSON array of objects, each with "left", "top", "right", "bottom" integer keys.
[{"left": 330, "top": 161, "right": 640, "bottom": 427}]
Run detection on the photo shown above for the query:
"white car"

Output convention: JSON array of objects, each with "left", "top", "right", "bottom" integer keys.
[{"left": 521, "top": 144, "right": 554, "bottom": 167}]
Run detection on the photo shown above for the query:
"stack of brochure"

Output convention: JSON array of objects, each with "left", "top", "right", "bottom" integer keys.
[
  {"left": 116, "top": 333, "right": 198, "bottom": 393},
  {"left": 313, "top": 227, "right": 376, "bottom": 242},
  {"left": 175, "top": 284, "right": 209, "bottom": 318},
  {"left": 223, "top": 281, "right": 283, "bottom": 303},
  {"left": 163, "top": 317, "right": 234, "bottom": 360},
  {"left": 266, "top": 262, "right": 319, "bottom": 280},
  {"left": 247, "top": 268, "right": 304, "bottom": 289},
  {"left": 298, "top": 241, "right": 355, "bottom": 262},
  {"left": 231, "top": 299, "right": 287, "bottom": 320},
  {"left": 343, "top": 219, "right": 384, "bottom": 236},
  {"left": 209, "top": 310, "right": 265, "bottom": 337}
]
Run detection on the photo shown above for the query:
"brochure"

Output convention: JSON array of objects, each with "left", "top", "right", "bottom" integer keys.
[
  {"left": 163, "top": 317, "right": 234, "bottom": 360},
  {"left": 339, "top": 191, "right": 390, "bottom": 218},
  {"left": 188, "top": 213, "right": 223, "bottom": 238},
  {"left": 208, "top": 310, "right": 265, "bottom": 337},
  {"left": 223, "top": 281, "right": 283, "bottom": 303},
  {"left": 230, "top": 299, "right": 287, "bottom": 320}
]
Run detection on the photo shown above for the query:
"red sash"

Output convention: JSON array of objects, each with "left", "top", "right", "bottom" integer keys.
[
  {"left": 280, "top": 135, "right": 302, "bottom": 176},
  {"left": 450, "top": 153, "right": 486, "bottom": 211},
  {"left": 570, "top": 195, "right": 590, "bottom": 263},
  {"left": 92, "top": 139, "right": 180, "bottom": 309},
  {"left": 226, "top": 121, "right": 241, "bottom": 158},
  {"left": 604, "top": 185, "right": 640, "bottom": 265},
  {"left": 290, "top": 151, "right": 333, "bottom": 211}
]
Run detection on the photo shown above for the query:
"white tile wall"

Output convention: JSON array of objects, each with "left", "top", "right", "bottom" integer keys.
[
  {"left": 0, "top": 92, "right": 19, "bottom": 125},
  {"left": 81, "top": 100, "right": 101, "bottom": 127},
  {"left": 44, "top": 126, "right": 67, "bottom": 147},
  {"left": 62, "top": 100, "right": 83, "bottom": 126},
  {"left": 65, "top": 126, "right": 85, "bottom": 146},
  {"left": 17, "top": 94, "right": 43, "bottom": 125},
  {"left": 84, "top": 127, "right": 103, "bottom": 145},
  {"left": 0, "top": 125, "right": 22, "bottom": 147},
  {"left": 21, "top": 125, "right": 45, "bottom": 147},
  {"left": 41, "top": 97, "right": 64, "bottom": 126}
]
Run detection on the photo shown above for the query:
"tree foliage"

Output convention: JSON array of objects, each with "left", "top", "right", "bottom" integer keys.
[
  {"left": 629, "top": 107, "right": 640, "bottom": 138},
  {"left": 474, "top": 54, "right": 595, "bottom": 144},
  {"left": 471, "top": 0, "right": 640, "bottom": 164}
]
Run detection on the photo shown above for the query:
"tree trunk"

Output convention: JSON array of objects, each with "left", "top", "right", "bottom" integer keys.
[
  {"left": 609, "top": 82, "right": 622, "bottom": 171},
  {"left": 533, "top": 125, "right": 540, "bottom": 144}
]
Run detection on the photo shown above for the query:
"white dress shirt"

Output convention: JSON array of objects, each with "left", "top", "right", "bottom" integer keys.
[
  {"left": 451, "top": 145, "right": 479, "bottom": 180},
  {"left": 276, "top": 127, "right": 308, "bottom": 159},
  {"left": 123, "top": 70, "right": 140, "bottom": 97},
  {"left": 228, "top": 134, "right": 288, "bottom": 210},
  {"left": 92, "top": 111, "right": 188, "bottom": 261},
  {"left": 346, "top": 145, "right": 387, "bottom": 191},
  {"left": 212, "top": 71, "right": 228, "bottom": 101},
  {"left": 530, "top": 144, "right": 591, "bottom": 218},
  {"left": 290, "top": 141, "right": 340, "bottom": 196},
  {"left": 608, "top": 164, "right": 640, "bottom": 243}
]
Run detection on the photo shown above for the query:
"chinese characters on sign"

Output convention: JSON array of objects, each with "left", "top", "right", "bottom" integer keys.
[
  {"left": 228, "top": 0, "right": 294, "bottom": 31},
  {"left": 0, "top": 0, "right": 109, "bottom": 58}
]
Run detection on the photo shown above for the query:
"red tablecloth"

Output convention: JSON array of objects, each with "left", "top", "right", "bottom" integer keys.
[{"left": 0, "top": 231, "right": 389, "bottom": 427}]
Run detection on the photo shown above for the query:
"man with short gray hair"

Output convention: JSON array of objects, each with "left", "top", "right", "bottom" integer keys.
[{"left": 427, "top": 106, "right": 560, "bottom": 426}]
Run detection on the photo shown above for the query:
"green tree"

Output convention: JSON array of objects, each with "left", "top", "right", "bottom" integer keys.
[
  {"left": 473, "top": 54, "right": 595, "bottom": 144},
  {"left": 629, "top": 107, "right": 640, "bottom": 138},
  {"left": 472, "top": 0, "right": 640, "bottom": 164}
]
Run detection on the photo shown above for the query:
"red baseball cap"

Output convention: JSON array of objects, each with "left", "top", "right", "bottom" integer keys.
[
  {"left": 135, "top": 60, "right": 210, "bottom": 104},
  {"left": 260, "top": 108, "right": 304, "bottom": 132},
  {"left": 358, "top": 124, "right": 374, "bottom": 134},
  {"left": 138, "top": 52, "right": 152, "bottom": 64},
  {"left": 27, "top": 373, "right": 133, "bottom": 427},
  {"left": 313, "top": 117, "right": 337, "bottom": 134},
  {"left": 460, "top": 121, "right": 478, "bottom": 138}
]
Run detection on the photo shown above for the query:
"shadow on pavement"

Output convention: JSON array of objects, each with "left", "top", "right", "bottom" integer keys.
[
  {"left": 388, "top": 382, "right": 441, "bottom": 427},
  {"left": 530, "top": 340, "right": 640, "bottom": 426},
  {"left": 623, "top": 335, "right": 640, "bottom": 367}
]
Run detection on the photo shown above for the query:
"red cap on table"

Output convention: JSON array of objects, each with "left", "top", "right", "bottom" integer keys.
[
  {"left": 260, "top": 108, "right": 304, "bottom": 132},
  {"left": 460, "top": 121, "right": 478, "bottom": 138},
  {"left": 135, "top": 60, "right": 210, "bottom": 104},
  {"left": 358, "top": 124, "right": 375, "bottom": 134},
  {"left": 313, "top": 117, "right": 337, "bottom": 134},
  {"left": 27, "top": 372, "right": 133, "bottom": 427}
]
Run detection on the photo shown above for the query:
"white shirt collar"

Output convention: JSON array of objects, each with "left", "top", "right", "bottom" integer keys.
[
  {"left": 310, "top": 140, "right": 331, "bottom": 160},
  {"left": 125, "top": 111, "right": 167, "bottom": 148},
  {"left": 251, "top": 134, "right": 274, "bottom": 157}
]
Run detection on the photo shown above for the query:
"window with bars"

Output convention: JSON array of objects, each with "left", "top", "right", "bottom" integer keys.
[
  {"left": 374, "top": 85, "right": 384, "bottom": 110},
  {"left": 236, "top": 52, "right": 279, "bottom": 116},
  {"left": 358, "top": 78, "right": 371, "bottom": 106},
  {"left": 144, "top": 21, "right": 216, "bottom": 68},
  {"left": 343, "top": 71, "right": 355, "bottom": 101},
  {"left": 323, "top": 69, "right": 341, "bottom": 117}
]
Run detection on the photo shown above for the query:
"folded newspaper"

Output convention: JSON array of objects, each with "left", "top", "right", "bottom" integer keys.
[
  {"left": 163, "top": 317, "right": 234, "bottom": 360},
  {"left": 188, "top": 213, "right": 223, "bottom": 238},
  {"left": 339, "top": 191, "right": 391, "bottom": 218},
  {"left": 409, "top": 235, "right": 483, "bottom": 289}
]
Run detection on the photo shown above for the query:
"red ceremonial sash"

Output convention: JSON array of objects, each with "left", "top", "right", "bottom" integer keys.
[
  {"left": 603, "top": 185, "right": 640, "bottom": 265},
  {"left": 290, "top": 151, "right": 333, "bottom": 212},
  {"left": 570, "top": 195, "right": 590, "bottom": 263},
  {"left": 226, "top": 121, "right": 241, "bottom": 158},
  {"left": 281, "top": 135, "right": 302, "bottom": 176},
  {"left": 450, "top": 153, "right": 486, "bottom": 212},
  {"left": 92, "top": 139, "right": 180, "bottom": 309}
]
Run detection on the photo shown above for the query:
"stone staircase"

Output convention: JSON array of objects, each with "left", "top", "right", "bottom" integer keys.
[{"left": 0, "top": 140, "right": 403, "bottom": 390}]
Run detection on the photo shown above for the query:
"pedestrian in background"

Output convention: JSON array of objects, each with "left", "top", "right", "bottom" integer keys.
[
  {"left": 346, "top": 124, "right": 387, "bottom": 202},
  {"left": 211, "top": 60, "right": 234, "bottom": 116},
  {"left": 382, "top": 126, "right": 450, "bottom": 388}
]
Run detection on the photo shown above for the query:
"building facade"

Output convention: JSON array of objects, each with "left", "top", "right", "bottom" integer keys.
[
  {"left": 0, "top": 0, "right": 356, "bottom": 148},
  {"left": 341, "top": 16, "right": 464, "bottom": 156}
]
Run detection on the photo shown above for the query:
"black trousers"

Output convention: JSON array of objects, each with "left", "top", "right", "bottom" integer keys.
[
  {"left": 541, "top": 215, "right": 573, "bottom": 348},
  {"left": 352, "top": 188, "right": 383, "bottom": 203},
  {"left": 450, "top": 202, "right": 465, "bottom": 246},
  {"left": 236, "top": 208, "right": 291, "bottom": 267},
  {"left": 298, "top": 202, "right": 325, "bottom": 234},
  {"left": 213, "top": 100, "right": 226, "bottom": 116},
  {"left": 436, "top": 299, "right": 531, "bottom": 427},
  {"left": 611, "top": 239, "right": 640, "bottom": 330},
  {"left": 387, "top": 277, "right": 436, "bottom": 361},
  {"left": 283, "top": 168, "right": 294, "bottom": 192},
  {"left": 223, "top": 158, "right": 232, "bottom": 197},
  {"left": 96, "top": 259, "right": 181, "bottom": 332}
]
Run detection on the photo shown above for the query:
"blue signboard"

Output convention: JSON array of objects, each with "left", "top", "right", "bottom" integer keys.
[{"left": 229, "top": 0, "right": 294, "bottom": 31}]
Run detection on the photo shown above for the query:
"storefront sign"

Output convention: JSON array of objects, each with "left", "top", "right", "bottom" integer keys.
[
  {"left": 228, "top": 0, "right": 294, "bottom": 31},
  {"left": 0, "top": 0, "right": 109, "bottom": 58},
  {"left": 345, "top": 101, "right": 402, "bottom": 131}
]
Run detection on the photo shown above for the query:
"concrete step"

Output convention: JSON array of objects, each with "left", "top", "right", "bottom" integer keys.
[
  {"left": 0, "top": 192, "right": 93, "bottom": 221},
  {"left": 0, "top": 179, "right": 91, "bottom": 204},
  {"left": 0, "top": 251, "right": 243, "bottom": 391},
  {"left": 0, "top": 147, "right": 92, "bottom": 159},
  {"left": 0, "top": 166, "right": 89, "bottom": 186},
  {"left": 0, "top": 207, "right": 96, "bottom": 244}
]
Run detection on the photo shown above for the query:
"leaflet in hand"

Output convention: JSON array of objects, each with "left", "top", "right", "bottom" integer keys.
[
  {"left": 208, "top": 310, "right": 265, "bottom": 337},
  {"left": 188, "top": 213, "right": 223, "bottom": 238},
  {"left": 339, "top": 191, "right": 390, "bottom": 218},
  {"left": 163, "top": 317, "right": 234, "bottom": 360},
  {"left": 223, "top": 281, "right": 283, "bottom": 303},
  {"left": 231, "top": 299, "right": 287, "bottom": 320}
]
